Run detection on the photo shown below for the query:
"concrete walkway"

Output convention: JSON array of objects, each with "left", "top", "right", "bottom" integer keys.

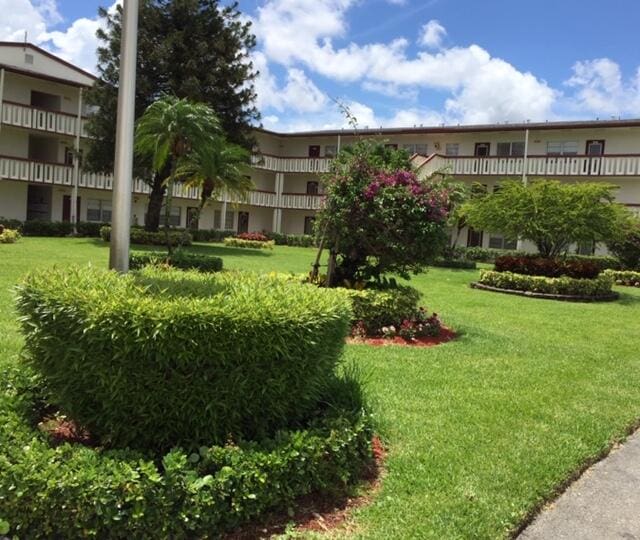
[{"left": 519, "top": 430, "right": 640, "bottom": 540}]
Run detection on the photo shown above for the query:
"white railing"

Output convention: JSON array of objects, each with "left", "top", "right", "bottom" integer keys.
[
  {"left": 251, "top": 154, "right": 332, "bottom": 173},
  {"left": 280, "top": 193, "right": 325, "bottom": 210},
  {"left": 426, "top": 154, "right": 640, "bottom": 177},
  {"left": 1, "top": 101, "right": 89, "bottom": 137}
]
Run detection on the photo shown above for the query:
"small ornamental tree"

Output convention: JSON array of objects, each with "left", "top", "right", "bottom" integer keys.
[
  {"left": 607, "top": 217, "right": 640, "bottom": 269},
  {"left": 462, "top": 179, "right": 628, "bottom": 258},
  {"left": 315, "top": 140, "right": 452, "bottom": 286}
]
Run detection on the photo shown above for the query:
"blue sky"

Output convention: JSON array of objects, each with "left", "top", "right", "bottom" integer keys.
[{"left": 4, "top": 0, "right": 640, "bottom": 131}]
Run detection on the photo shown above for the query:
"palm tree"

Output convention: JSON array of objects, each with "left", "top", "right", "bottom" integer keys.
[
  {"left": 177, "top": 137, "right": 253, "bottom": 230},
  {"left": 135, "top": 95, "right": 220, "bottom": 253}
]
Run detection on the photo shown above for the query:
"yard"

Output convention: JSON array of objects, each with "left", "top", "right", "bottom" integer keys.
[{"left": 1, "top": 238, "right": 640, "bottom": 538}]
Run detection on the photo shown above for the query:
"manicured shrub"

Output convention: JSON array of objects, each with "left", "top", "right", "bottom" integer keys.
[
  {"left": 0, "top": 228, "right": 20, "bottom": 244},
  {"left": 494, "top": 255, "right": 601, "bottom": 279},
  {"left": 478, "top": 270, "right": 614, "bottom": 297},
  {"left": 129, "top": 251, "right": 223, "bottom": 272},
  {"left": 603, "top": 269, "right": 640, "bottom": 287},
  {"left": 431, "top": 258, "right": 477, "bottom": 269},
  {"left": 0, "top": 390, "right": 373, "bottom": 539},
  {"left": 236, "top": 231, "right": 269, "bottom": 242},
  {"left": 346, "top": 285, "right": 421, "bottom": 334},
  {"left": 568, "top": 254, "right": 621, "bottom": 271},
  {"left": 451, "top": 246, "right": 525, "bottom": 262},
  {"left": 607, "top": 220, "right": 640, "bottom": 269},
  {"left": 0, "top": 217, "right": 23, "bottom": 231},
  {"left": 21, "top": 220, "right": 74, "bottom": 237},
  {"left": 224, "top": 237, "right": 275, "bottom": 249},
  {"left": 100, "top": 225, "right": 192, "bottom": 246},
  {"left": 15, "top": 266, "right": 352, "bottom": 451},
  {"left": 264, "top": 232, "right": 316, "bottom": 247},
  {"left": 191, "top": 229, "right": 236, "bottom": 242},
  {"left": 75, "top": 221, "right": 108, "bottom": 237}
]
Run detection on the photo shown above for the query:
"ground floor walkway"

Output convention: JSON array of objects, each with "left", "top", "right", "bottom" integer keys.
[{"left": 520, "top": 429, "right": 640, "bottom": 539}]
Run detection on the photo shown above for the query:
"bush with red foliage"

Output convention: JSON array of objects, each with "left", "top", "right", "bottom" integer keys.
[
  {"left": 236, "top": 231, "right": 269, "bottom": 242},
  {"left": 494, "top": 255, "right": 600, "bottom": 279}
]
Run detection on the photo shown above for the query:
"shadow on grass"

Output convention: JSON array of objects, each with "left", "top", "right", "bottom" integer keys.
[
  {"left": 615, "top": 291, "right": 640, "bottom": 306},
  {"left": 85, "top": 238, "right": 273, "bottom": 258}
]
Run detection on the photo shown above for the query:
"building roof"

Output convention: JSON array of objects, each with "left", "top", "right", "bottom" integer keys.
[{"left": 254, "top": 118, "right": 640, "bottom": 138}]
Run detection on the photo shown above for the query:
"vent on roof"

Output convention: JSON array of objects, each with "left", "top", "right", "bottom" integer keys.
[{"left": 25, "top": 53, "right": 34, "bottom": 65}]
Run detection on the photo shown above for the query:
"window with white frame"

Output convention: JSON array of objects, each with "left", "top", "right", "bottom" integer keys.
[
  {"left": 445, "top": 143, "right": 459, "bottom": 156},
  {"left": 324, "top": 145, "right": 337, "bottom": 158},
  {"left": 402, "top": 143, "right": 428, "bottom": 155},
  {"left": 169, "top": 206, "right": 181, "bottom": 227},
  {"left": 86, "top": 199, "right": 112, "bottom": 222},
  {"left": 214, "top": 209, "right": 222, "bottom": 230},
  {"left": 224, "top": 210, "right": 235, "bottom": 230},
  {"left": 496, "top": 142, "right": 525, "bottom": 156},
  {"left": 488, "top": 234, "right": 517, "bottom": 250},
  {"left": 546, "top": 141, "right": 578, "bottom": 156}
]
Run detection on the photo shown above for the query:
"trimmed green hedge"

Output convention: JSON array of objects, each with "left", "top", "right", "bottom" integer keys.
[
  {"left": 100, "top": 226, "right": 192, "bottom": 247},
  {"left": 603, "top": 269, "right": 640, "bottom": 287},
  {"left": 0, "top": 219, "right": 109, "bottom": 237},
  {"left": 0, "top": 378, "right": 373, "bottom": 539},
  {"left": 16, "top": 266, "right": 352, "bottom": 451},
  {"left": 224, "top": 237, "right": 275, "bottom": 249},
  {"left": 191, "top": 229, "right": 236, "bottom": 242},
  {"left": 347, "top": 285, "right": 421, "bottom": 334},
  {"left": 265, "top": 232, "right": 316, "bottom": 247},
  {"left": 431, "top": 258, "right": 477, "bottom": 269},
  {"left": 129, "top": 251, "right": 223, "bottom": 272},
  {"left": 478, "top": 270, "right": 614, "bottom": 296}
]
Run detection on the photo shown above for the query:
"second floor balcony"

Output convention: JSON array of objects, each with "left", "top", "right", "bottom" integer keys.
[{"left": 1, "top": 100, "right": 89, "bottom": 138}]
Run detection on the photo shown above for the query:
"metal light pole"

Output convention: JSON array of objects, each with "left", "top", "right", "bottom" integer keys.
[{"left": 109, "top": 0, "right": 139, "bottom": 271}]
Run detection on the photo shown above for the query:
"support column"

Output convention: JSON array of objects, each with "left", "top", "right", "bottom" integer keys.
[
  {"left": 0, "top": 68, "right": 5, "bottom": 135},
  {"left": 274, "top": 172, "right": 284, "bottom": 233},
  {"left": 517, "top": 128, "right": 530, "bottom": 251},
  {"left": 221, "top": 191, "right": 227, "bottom": 231},
  {"left": 71, "top": 87, "right": 83, "bottom": 231}
]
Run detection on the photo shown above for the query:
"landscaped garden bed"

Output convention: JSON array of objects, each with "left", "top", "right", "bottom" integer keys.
[
  {"left": 603, "top": 269, "right": 640, "bottom": 287},
  {"left": 0, "top": 264, "right": 375, "bottom": 538},
  {"left": 224, "top": 232, "right": 275, "bottom": 249},
  {"left": 129, "top": 250, "right": 223, "bottom": 272}
]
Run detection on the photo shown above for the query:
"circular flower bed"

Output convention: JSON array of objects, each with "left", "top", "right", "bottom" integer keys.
[
  {"left": 15, "top": 266, "right": 352, "bottom": 451},
  {"left": 603, "top": 269, "right": 640, "bottom": 287}
]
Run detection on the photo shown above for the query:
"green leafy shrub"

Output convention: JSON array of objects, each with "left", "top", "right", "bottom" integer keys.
[
  {"left": 494, "top": 256, "right": 600, "bottom": 279},
  {"left": 16, "top": 266, "right": 352, "bottom": 451},
  {"left": 346, "top": 285, "right": 421, "bottom": 334},
  {"left": 100, "top": 225, "right": 192, "bottom": 246},
  {"left": 451, "top": 246, "right": 525, "bottom": 262},
  {"left": 431, "top": 258, "right": 477, "bottom": 269},
  {"left": 191, "top": 228, "right": 236, "bottom": 242},
  {"left": 265, "top": 232, "right": 316, "bottom": 247},
  {"left": 0, "top": 217, "right": 23, "bottom": 230},
  {"left": 607, "top": 219, "right": 640, "bottom": 269},
  {"left": 21, "top": 220, "right": 74, "bottom": 237},
  {"left": 568, "top": 254, "right": 621, "bottom": 271},
  {"left": 478, "top": 270, "right": 614, "bottom": 297},
  {"left": 0, "top": 228, "right": 20, "bottom": 244},
  {"left": 129, "top": 251, "right": 223, "bottom": 272},
  {"left": 75, "top": 221, "right": 108, "bottom": 237},
  {"left": 0, "top": 391, "right": 372, "bottom": 539},
  {"left": 603, "top": 269, "right": 640, "bottom": 287},
  {"left": 224, "top": 237, "right": 275, "bottom": 249}
]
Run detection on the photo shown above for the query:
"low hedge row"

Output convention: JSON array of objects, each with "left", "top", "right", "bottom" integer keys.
[
  {"left": 129, "top": 251, "right": 223, "bottom": 272},
  {"left": 346, "top": 285, "right": 421, "bottom": 334},
  {"left": 224, "top": 237, "right": 275, "bottom": 249},
  {"left": 16, "top": 266, "right": 351, "bottom": 451},
  {"left": 478, "top": 270, "right": 614, "bottom": 297},
  {"left": 0, "top": 384, "right": 373, "bottom": 539},
  {"left": 265, "top": 232, "right": 316, "bottom": 247},
  {"left": 603, "top": 269, "right": 640, "bottom": 287},
  {"left": 100, "top": 226, "right": 192, "bottom": 247},
  {"left": 494, "top": 256, "right": 601, "bottom": 279},
  {"left": 431, "top": 258, "right": 477, "bottom": 269},
  {"left": 191, "top": 229, "right": 236, "bottom": 242},
  {"left": 0, "top": 218, "right": 109, "bottom": 237}
]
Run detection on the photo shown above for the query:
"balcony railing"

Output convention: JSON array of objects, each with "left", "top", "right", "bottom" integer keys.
[
  {"left": 1, "top": 101, "right": 89, "bottom": 138},
  {"left": 420, "top": 153, "right": 640, "bottom": 177},
  {"left": 251, "top": 153, "right": 332, "bottom": 173},
  {"left": 281, "top": 192, "right": 325, "bottom": 210}
]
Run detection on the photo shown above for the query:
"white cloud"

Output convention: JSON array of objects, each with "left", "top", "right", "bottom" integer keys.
[
  {"left": 418, "top": 19, "right": 446, "bottom": 49},
  {"left": 0, "top": 0, "right": 49, "bottom": 42},
  {"left": 565, "top": 58, "right": 640, "bottom": 116}
]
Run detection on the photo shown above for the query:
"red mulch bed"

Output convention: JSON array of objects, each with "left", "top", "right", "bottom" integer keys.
[
  {"left": 225, "top": 435, "right": 386, "bottom": 539},
  {"left": 38, "top": 415, "right": 96, "bottom": 446},
  {"left": 347, "top": 326, "right": 456, "bottom": 347}
]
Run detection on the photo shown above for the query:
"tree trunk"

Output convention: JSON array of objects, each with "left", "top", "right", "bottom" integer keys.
[
  {"left": 145, "top": 176, "right": 166, "bottom": 232},
  {"left": 164, "top": 159, "right": 177, "bottom": 255}
]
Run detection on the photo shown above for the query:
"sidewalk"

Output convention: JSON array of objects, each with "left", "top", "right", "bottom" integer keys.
[{"left": 519, "top": 429, "right": 640, "bottom": 540}]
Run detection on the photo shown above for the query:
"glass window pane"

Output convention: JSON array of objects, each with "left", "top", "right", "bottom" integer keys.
[
  {"left": 546, "top": 142, "right": 562, "bottom": 155},
  {"left": 415, "top": 144, "right": 428, "bottom": 155},
  {"left": 214, "top": 210, "right": 222, "bottom": 230},
  {"left": 563, "top": 141, "right": 578, "bottom": 155},
  {"left": 497, "top": 143, "right": 511, "bottom": 157},
  {"left": 511, "top": 142, "right": 525, "bottom": 156},
  {"left": 86, "top": 199, "right": 101, "bottom": 222},
  {"left": 225, "top": 210, "right": 234, "bottom": 230},
  {"left": 445, "top": 143, "right": 459, "bottom": 156}
]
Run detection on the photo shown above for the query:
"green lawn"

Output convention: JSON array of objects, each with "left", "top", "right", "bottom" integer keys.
[{"left": 2, "top": 238, "right": 640, "bottom": 539}]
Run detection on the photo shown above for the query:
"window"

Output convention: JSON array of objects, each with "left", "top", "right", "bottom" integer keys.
[
  {"left": 86, "top": 199, "right": 112, "bottom": 222},
  {"left": 445, "top": 143, "right": 459, "bottom": 156},
  {"left": 489, "top": 235, "right": 517, "bottom": 250},
  {"left": 224, "top": 210, "right": 235, "bottom": 230},
  {"left": 496, "top": 141, "right": 525, "bottom": 156},
  {"left": 324, "top": 145, "right": 337, "bottom": 158},
  {"left": 586, "top": 140, "right": 605, "bottom": 156},
  {"left": 214, "top": 210, "right": 222, "bottom": 230},
  {"left": 64, "top": 147, "right": 74, "bottom": 166},
  {"left": 474, "top": 142, "right": 491, "bottom": 156},
  {"left": 306, "top": 181, "right": 319, "bottom": 195},
  {"left": 308, "top": 145, "right": 320, "bottom": 157},
  {"left": 304, "top": 216, "right": 316, "bottom": 235},
  {"left": 467, "top": 228, "right": 483, "bottom": 248},
  {"left": 402, "top": 143, "right": 428, "bottom": 155},
  {"left": 24, "top": 53, "right": 34, "bottom": 65},
  {"left": 546, "top": 141, "right": 578, "bottom": 156},
  {"left": 169, "top": 206, "right": 181, "bottom": 227}
]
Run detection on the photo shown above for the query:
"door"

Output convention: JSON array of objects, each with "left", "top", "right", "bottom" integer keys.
[
  {"left": 62, "top": 195, "right": 81, "bottom": 222},
  {"left": 474, "top": 142, "right": 491, "bottom": 157},
  {"left": 467, "top": 228, "right": 483, "bottom": 248},
  {"left": 585, "top": 140, "right": 605, "bottom": 156},
  {"left": 308, "top": 145, "right": 320, "bottom": 157},
  {"left": 186, "top": 207, "right": 199, "bottom": 230},
  {"left": 26, "top": 185, "right": 52, "bottom": 221},
  {"left": 306, "top": 181, "right": 319, "bottom": 195},
  {"left": 304, "top": 216, "right": 316, "bottom": 235},
  {"left": 237, "top": 211, "right": 249, "bottom": 234}
]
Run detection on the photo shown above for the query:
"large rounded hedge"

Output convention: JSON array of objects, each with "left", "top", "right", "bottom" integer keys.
[{"left": 15, "top": 266, "right": 352, "bottom": 451}]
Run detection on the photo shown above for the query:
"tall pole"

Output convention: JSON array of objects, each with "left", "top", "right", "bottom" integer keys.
[
  {"left": 71, "top": 87, "right": 83, "bottom": 232},
  {"left": 109, "top": 0, "right": 139, "bottom": 271},
  {"left": 0, "top": 68, "right": 5, "bottom": 135},
  {"left": 522, "top": 128, "right": 529, "bottom": 186}
]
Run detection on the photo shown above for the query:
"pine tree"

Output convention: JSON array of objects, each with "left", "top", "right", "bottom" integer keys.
[{"left": 85, "top": 0, "right": 260, "bottom": 231}]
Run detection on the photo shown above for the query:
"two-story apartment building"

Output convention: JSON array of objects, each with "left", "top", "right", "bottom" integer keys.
[{"left": 1, "top": 42, "right": 639, "bottom": 251}]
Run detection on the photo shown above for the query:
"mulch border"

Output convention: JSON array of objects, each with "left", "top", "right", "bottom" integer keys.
[
  {"left": 470, "top": 282, "right": 619, "bottom": 303},
  {"left": 346, "top": 327, "right": 457, "bottom": 347}
]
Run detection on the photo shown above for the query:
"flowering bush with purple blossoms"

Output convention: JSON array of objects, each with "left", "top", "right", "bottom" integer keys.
[{"left": 316, "top": 140, "right": 453, "bottom": 285}]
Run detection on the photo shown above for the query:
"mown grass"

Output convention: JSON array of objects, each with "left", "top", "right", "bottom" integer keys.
[{"left": 1, "top": 237, "right": 640, "bottom": 539}]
